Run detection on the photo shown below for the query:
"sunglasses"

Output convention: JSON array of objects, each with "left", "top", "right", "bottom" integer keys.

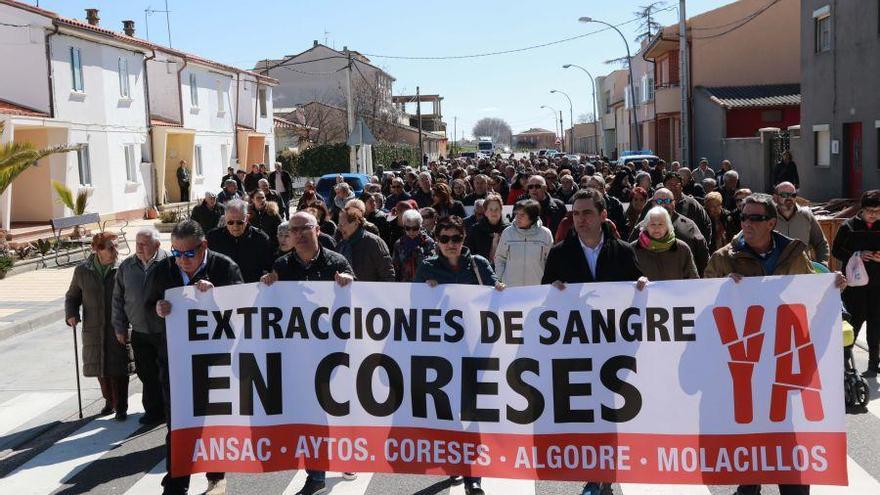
[
  {"left": 741, "top": 214, "right": 773, "bottom": 223},
  {"left": 654, "top": 198, "right": 674, "bottom": 205},
  {"left": 527, "top": 184, "right": 543, "bottom": 189},
  {"left": 438, "top": 234, "right": 464, "bottom": 244},
  {"left": 171, "top": 247, "right": 199, "bottom": 258},
  {"left": 777, "top": 192, "right": 797, "bottom": 199},
  {"left": 227, "top": 220, "right": 245, "bottom": 226},
  {"left": 404, "top": 226, "right": 421, "bottom": 232}
]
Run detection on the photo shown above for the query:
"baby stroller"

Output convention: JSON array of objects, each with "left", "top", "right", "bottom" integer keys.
[{"left": 843, "top": 310, "right": 870, "bottom": 408}]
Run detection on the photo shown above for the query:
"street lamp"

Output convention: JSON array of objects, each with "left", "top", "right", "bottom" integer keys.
[
  {"left": 539, "top": 105, "right": 560, "bottom": 148},
  {"left": 563, "top": 64, "right": 600, "bottom": 156},
  {"left": 579, "top": 16, "right": 641, "bottom": 151},
  {"left": 550, "top": 89, "right": 574, "bottom": 154}
]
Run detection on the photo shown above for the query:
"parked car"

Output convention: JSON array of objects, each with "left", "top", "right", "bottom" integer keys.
[
  {"left": 616, "top": 153, "right": 661, "bottom": 169},
  {"left": 315, "top": 173, "right": 371, "bottom": 202},
  {"left": 563, "top": 154, "right": 581, "bottom": 162},
  {"left": 459, "top": 151, "right": 477, "bottom": 159}
]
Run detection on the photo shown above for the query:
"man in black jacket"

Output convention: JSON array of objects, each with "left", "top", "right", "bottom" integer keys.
[
  {"left": 190, "top": 191, "right": 224, "bottom": 234},
  {"left": 541, "top": 189, "right": 644, "bottom": 495},
  {"left": 268, "top": 162, "right": 293, "bottom": 218},
  {"left": 244, "top": 163, "right": 264, "bottom": 194},
  {"left": 586, "top": 174, "right": 628, "bottom": 238},
  {"left": 260, "top": 211, "right": 356, "bottom": 495},
  {"left": 527, "top": 175, "right": 567, "bottom": 238},
  {"left": 205, "top": 199, "right": 273, "bottom": 283},
  {"left": 145, "top": 220, "right": 243, "bottom": 495},
  {"left": 220, "top": 166, "right": 242, "bottom": 191}
]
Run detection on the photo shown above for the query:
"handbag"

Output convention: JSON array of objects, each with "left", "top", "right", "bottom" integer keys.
[{"left": 846, "top": 252, "right": 870, "bottom": 287}]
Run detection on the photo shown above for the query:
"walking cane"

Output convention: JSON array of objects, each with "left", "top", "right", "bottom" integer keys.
[{"left": 71, "top": 323, "right": 84, "bottom": 419}]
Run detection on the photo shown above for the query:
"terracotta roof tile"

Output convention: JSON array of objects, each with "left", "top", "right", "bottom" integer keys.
[
  {"left": 150, "top": 116, "right": 182, "bottom": 127},
  {"left": 704, "top": 84, "right": 801, "bottom": 108},
  {"left": 0, "top": 98, "right": 49, "bottom": 117}
]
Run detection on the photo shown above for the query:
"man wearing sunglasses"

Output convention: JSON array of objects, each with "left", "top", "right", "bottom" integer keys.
[
  {"left": 383, "top": 177, "right": 412, "bottom": 211},
  {"left": 206, "top": 199, "right": 273, "bottom": 283},
  {"left": 259, "top": 211, "right": 356, "bottom": 495},
  {"left": 526, "top": 175, "right": 567, "bottom": 237},
  {"left": 705, "top": 194, "right": 845, "bottom": 495},
  {"left": 144, "top": 220, "right": 243, "bottom": 495},
  {"left": 772, "top": 182, "right": 829, "bottom": 263}
]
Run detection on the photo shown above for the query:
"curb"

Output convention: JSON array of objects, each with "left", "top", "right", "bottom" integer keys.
[{"left": 0, "top": 305, "right": 66, "bottom": 342}]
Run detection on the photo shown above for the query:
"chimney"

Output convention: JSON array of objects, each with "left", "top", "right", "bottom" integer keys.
[
  {"left": 122, "top": 20, "right": 135, "bottom": 37},
  {"left": 313, "top": 40, "right": 318, "bottom": 47},
  {"left": 85, "top": 8, "right": 100, "bottom": 26}
]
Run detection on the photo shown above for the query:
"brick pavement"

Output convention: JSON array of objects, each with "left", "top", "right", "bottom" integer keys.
[{"left": 0, "top": 219, "right": 171, "bottom": 339}]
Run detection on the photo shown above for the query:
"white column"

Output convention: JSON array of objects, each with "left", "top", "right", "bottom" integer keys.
[{"left": 0, "top": 121, "right": 14, "bottom": 231}]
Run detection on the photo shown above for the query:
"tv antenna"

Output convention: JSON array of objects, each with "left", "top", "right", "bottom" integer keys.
[{"left": 145, "top": 0, "right": 173, "bottom": 47}]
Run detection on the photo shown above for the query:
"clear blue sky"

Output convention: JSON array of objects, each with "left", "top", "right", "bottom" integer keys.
[{"left": 38, "top": 0, "right": 729, "bottom": 139}]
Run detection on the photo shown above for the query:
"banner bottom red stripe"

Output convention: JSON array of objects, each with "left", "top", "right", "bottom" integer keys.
[{"left": 169, "top": 425, "right": 847, "bottom": 485}]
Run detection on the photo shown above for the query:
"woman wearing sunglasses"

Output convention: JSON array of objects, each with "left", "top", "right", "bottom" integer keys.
[
  {"left": 65, "top": 232, "right": 132, "bottom": 421},
  {"left": 414, "top": 215, "right": 502, "bottom": 495},
  {"left": 392, "top": 209, "right": 436, "bottom": 282}
]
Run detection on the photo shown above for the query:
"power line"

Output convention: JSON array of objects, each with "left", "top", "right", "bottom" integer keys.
[
  {"left": 688, "top": 0, "right": 779, "bottom": 30},
  {"left": 360, "top": 7, "right": 676, "bottom": 60},
  {"left": 689, "top": 0, "right": 781, "bottom": 39}
]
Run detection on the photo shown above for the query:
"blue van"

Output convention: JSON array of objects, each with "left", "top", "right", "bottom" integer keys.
[{"left": 315, "top": 173, "right": 371, "bottom": 202}]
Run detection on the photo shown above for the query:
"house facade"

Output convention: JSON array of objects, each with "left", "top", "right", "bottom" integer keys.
[
  {"left": 799, "top": 0, "right": 880, "bottom": 200},
  {"left": 0, "top": 0, "right": 276, "bottom": 230}
]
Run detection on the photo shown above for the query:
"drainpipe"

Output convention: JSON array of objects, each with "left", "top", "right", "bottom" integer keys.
[
  {"left": 232, "top": 72, "right": 241, "bottom": 168},
  {"left": 175, "top": 56, "right": 188, "bottom": 126},
  {"left": 45, "top": 23, "right": 60, "bottom": 118},
  {"left": 641, "top": 49, "right": 657, "bottom": 159},
  {"left": 144, "top": 49, "right": 157, "bottom": 205}
]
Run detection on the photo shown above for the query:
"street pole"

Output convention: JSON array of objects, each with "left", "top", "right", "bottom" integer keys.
[
  {"left": 563, "top": 64, "right": 600, "bottom": 155},
  {"left": 417, "top": 86, "right": 423, "bottom": 167},
  {"left": 551, "top": 89, "right": 574, "bottom": 154},
  {"left": 344, "top": 49, "right": 356, "bottom": 173},
  {"left": 453, "top": 116, "right": 457, "bottom": 157},
  {"left": 559, "top": 111, "right": 564, "bottom": 152},
  {"left": 579, "top": 17, "right": 641, "bottom": 150},
  {"left": 679, "top": 0, "right": 690, "bottom": 166}
]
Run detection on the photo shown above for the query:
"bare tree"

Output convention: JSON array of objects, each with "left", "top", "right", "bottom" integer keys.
[
  {"left": 634, "top": 1, "right": 666, "bottom": 44},
  {"left": 577, "top": 112, "right": 595, "bottom": 124},
  {"left": 472, "top": 117, "right": 513, "bottom": 146}
]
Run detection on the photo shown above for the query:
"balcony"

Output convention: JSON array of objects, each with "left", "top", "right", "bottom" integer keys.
[{"left": 654, "top": 84, "right": 681, "bottom": 115}]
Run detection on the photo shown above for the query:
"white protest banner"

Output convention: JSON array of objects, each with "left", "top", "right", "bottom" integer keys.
[{"left": 165, "top": 274, "right": 847, "bottom": 485}]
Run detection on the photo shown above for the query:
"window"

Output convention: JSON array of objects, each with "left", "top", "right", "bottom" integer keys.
[
  {"left": 118, "top": 57, "right": 130, "bottom": 98},
  {"left": 258, "top": 88, "right": 268, "bottom": 117},
  {"left": 70, "top": 47, "right": 84, "bottom": 92},
  {"left": 216, "top": 80, "right": 226, "bottom": 113},
  {"left": 604, "top": 91, "right": 611, "bottom": 114},
  {"left": 814, "top": 125, "right": 831, "bottom": 167},
  {"left": 123, "top": 144, "right": 137, "bottom": 182},
  {"left": 189, "top": 73, "right": 199, "bottom": 107},
  {"left": 194, "top": 145, "right": 203, "bottom": 176},
  {"left": 814, "top": 6, "right": 832, "bottom": 52},
  {"left": 76, "top": 144, "right": 91, "bottom": 185},
  {"left": 642, "top": 75, "right": 655, "bottom": 102},
  {"left": 220, "top": 144, "right": 229, "bottom": 169}
]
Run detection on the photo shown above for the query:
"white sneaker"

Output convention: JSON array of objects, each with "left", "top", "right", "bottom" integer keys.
[{"left": 341, "top": 472, "right": 357, "bottom": 481}]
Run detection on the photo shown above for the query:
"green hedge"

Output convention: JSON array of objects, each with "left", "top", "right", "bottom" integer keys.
[
  {"left": 277, "top": 144, "right": 350, "bottom": 177},
  {"left": 372, "top": 142, "right": 419, "bottom": 169}
]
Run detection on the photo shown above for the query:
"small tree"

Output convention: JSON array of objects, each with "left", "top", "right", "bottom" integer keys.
[{"left": 0, "top": 121, "right": 79, "bottom": 195}]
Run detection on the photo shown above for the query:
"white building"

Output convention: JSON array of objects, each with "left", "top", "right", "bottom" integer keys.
[{"left": 0, "top": 0, "right": 276, "bottom": 230}]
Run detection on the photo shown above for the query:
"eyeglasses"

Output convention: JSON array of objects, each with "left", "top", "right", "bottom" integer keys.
[
  {"left": 227, "top": 220, "right": 245, "bottom": 226},
  {"left": 437, "top": 234, "right": 464, "bottom": 244},
  {"left": 171, "top": 247, "right": 199, "bottom": 258},
  {"left": 741, "top": 214, "right": 773, "bottom": 223},
  {"left": 527, "top": 184, "right": 543, "bottom": 189},
  {"left": 404, "top": 226, "right": 421, "bottom": 232},
  {"left": 391, "top": 185, "right": 402, "bottom": 189},
  {"left": 654, "top": 198, "right": 674, "bottom": 205},
  {"left": 777, "top": 191, "right": 797, "bottom": 199},
  {"left": 289, "top": 225, "right": 317, "bottom": 234}
]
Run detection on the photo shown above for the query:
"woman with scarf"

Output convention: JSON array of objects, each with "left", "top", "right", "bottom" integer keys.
[
  {"left": 335, "top": 203, "right": 395, "bottom": 282},
  {"left": 632, "top": 206, "right": 699, "bottom": 281},
  {"left": 451, "top": 178, "right": 469, "bottom": 202},
  {"left": 625, "top": 186, "right": 649, "bottom": 237},
  {"left": 65, "top": 232, "right": 132, "bottom": 421},
  {"left": 465, "top": 193, "right": 508, "bottom": 262},
  {"left": 392, "top": 209, "right": 436, "bottom": 282}
]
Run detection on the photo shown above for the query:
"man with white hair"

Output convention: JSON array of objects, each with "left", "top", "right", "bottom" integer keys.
[
  {"left": 206, "top": 199, "right": 273, "bottom": 283},
  {"left": 112, "top": 227, "right": 169, "bottom": 425},
  {"left": 720, "top": 170, "right": 740, "bottom": 210},
  {"left": 773, "top": 181, "right": 829, "bottom": 262},
  {"left": 268, "top": 161, "right": 293, "bottom": 218},
  {"left": 411, "top": 171, "right": 434, "bottom": 208},
  {"left": 630, "top": 188, "right": 710, "bottom": 275}
]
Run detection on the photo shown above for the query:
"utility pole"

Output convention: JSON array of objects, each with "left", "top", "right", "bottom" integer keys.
[
  {"left": 679, "top": 0, "right": 690, "bottom": 166},
  {"left": 416, "top": 86, "right": 424, "bottom": 167},
  {"left": 453, "top": 116, "right": 457, "bottom": 156},
  {"left": 344, "top": 49, "right": 356, "bottom": 173},
  {"left": 559, "top": 111, "right": 565, "bottom": 152}
]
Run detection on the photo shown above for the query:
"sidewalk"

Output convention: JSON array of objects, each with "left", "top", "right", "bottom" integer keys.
[{"left": 0, "top": 219, "right": 171, "bottom": 341}]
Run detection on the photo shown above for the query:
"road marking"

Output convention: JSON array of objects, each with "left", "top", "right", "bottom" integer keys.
[
  {"left": 1, "top": 393, "right": 144, "bottom": 495},
  {"left": 280, "top": 470, "right": 309, "bottom": 495},
  {"left": 122, "top": 459, "right": 208, "bottom": 495},
  {"left": 619, "top": 483, "right": 712, "bottom": 494},
  {"left": 450, "top": 477, "right": 536, "bottom": 494},
  {"left": 324, "top": 472, "right": 374, "bottom": 494},
  {"left": 812, "top": 456, "right": 880, "bottom": 494},
  {"left": 0, "top": 391, "right": 74, "bottom": 437}
]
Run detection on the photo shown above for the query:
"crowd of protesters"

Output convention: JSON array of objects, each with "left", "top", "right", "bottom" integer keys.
[{"left": 63, "top": 150, "right": 879, "bottom": 495}]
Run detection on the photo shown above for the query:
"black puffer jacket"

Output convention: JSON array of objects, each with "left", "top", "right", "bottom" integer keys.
[
  {"left": 466, "top": 216, "right": 510, "bottom": 262},
  {"left": 206, "top": 225, "right": 273, "bottom": 283},
  {"left": 833, "top": 215, "right": 880, "bottom": 287}
]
